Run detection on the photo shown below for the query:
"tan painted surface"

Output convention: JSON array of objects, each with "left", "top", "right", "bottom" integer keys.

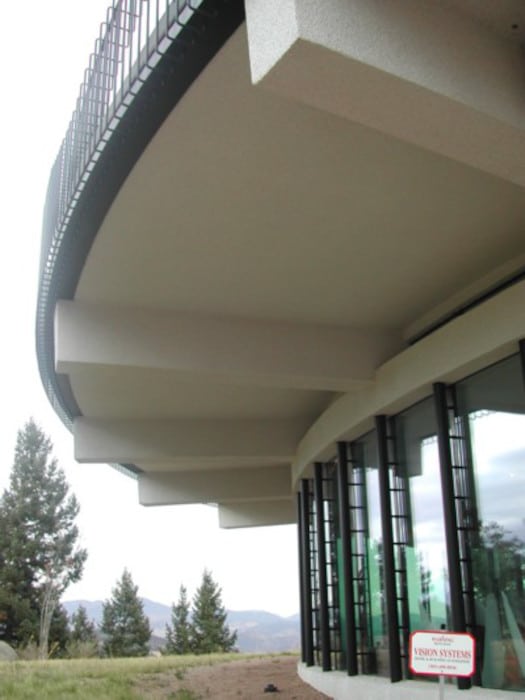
[
  {"left": 247, "top": 0, "right": 525, "bottom": 185},
  {"left": 53, "top": 3, "right": 525, "bottom": 523},
  {"left": 293, "top": 282, "right": 525, "bottom": 483},
  {"left": 218, "top": 500, "right": 296, "bottom": 529}
]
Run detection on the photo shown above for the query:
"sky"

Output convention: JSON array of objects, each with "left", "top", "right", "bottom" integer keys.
[{"left": 0, "top": 1, "right": 299, "bottom": 618}]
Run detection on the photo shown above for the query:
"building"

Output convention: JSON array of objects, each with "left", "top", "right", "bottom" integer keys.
[{"left": 37, "top": 1, "right": 525, "bottom": 697}]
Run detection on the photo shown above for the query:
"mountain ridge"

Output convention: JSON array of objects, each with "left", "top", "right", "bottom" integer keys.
[{"left": 62, "top": 599, "right": 300, "bottom": 653}]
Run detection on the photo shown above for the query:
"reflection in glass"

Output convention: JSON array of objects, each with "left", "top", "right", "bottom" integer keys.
[
  {"left": 457, "top": 355, "right": 525, "bottom": 692},
  {"left": 395, "top": 398, "right": 449, "bottom": 633},
  {"left": 469, "top": 412, "right": 525, "bottom": 691},
  {"left": 355, "top": 431, "right": 389, "bottom": 676}
]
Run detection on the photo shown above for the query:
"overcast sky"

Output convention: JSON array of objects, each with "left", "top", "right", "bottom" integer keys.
[{"left": 0, "top": 1, "right": 299, "bottom": 617}]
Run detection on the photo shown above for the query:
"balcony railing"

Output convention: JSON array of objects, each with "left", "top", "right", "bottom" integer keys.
[
  {"left": 39, "top": 0, "right": 205, "bottom": 287},
  {"left": 36, "top": 0, "right": 244, "bottom": 469},
  {"left": 36, "top": 0, "right": 222, "bottom": 455}
]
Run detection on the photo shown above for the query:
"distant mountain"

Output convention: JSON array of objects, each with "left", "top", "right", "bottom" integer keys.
[
  {"left": 227, "top": 610, "right": 300, "bottom": 653},
  {"left": 62, "top": 599, "right": 300, "bottom": 653},
  {"left": 63, "top": 599, "right": 104, "bottom": 625}
]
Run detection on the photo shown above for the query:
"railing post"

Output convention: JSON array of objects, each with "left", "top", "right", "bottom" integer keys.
[
  {"left": 336, "top": 442, "right": 358, "bottom": 675},
  {"left": 519, "top": 338, "right": 525, "bottom": 389},
  {"left": 297, "top": 491, "right": 307, "bottom": 664},
  {"left": 375, "top": 415, "right": 402, "bottom": 683},
  {"left": 433, "top": 382, "right": 470, "bottom": 690},
  {"left": 300, "top": 479, "right": 314, "bottom": 666},
  {"left": 314, "top": 463, "right": 331, "bottom": 671}
]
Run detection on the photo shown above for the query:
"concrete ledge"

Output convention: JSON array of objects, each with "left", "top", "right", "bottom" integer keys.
[
  {"left": 298, "top": 663, "right": 523, "bottom": 699},
  {"left": 218, "top": 499, "right": 296, "bottom": 528},
  {"left": 74, "top": 417, "right": 308, "bottom": 463},
  {"left": 55, "top": 300, "right": 400, "bottom": 392},
  {"left": 138, "top": 465, "right": 292, "bottom": 505}
]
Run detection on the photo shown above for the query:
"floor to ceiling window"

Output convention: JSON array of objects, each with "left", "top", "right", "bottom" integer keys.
[
  {"left": 394, "top": 397, "right": 450, "bottom": 634},
  {"left": 299, "top": 350, "right": 525, "bottom": 694},
  {"left": 354, "top": 431, "right": 389, "bottom": 676},
  {"left": 456, "top": 355, "right": 525, "bottom": 692}
]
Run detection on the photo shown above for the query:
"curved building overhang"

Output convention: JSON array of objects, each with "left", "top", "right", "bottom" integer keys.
[
  {"left": 38, "top": 0, "right": 525, "bottom": 526},
  {"left": 36, "top": 0, "right": 246, "bottom": 477}
]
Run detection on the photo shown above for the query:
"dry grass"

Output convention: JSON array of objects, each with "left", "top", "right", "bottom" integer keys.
[{"left": 0, "top": 653, "right": 302, "bottom": 700}]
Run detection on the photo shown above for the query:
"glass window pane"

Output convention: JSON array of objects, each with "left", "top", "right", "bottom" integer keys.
[
  {"left": 457, "top": 355, "right": 525, "bottom": 692},
  {"left": 356, "top": 431, "right": 389, "bottom": 676},
  {"left": 395, "top": 398, "right": 450, "bottom": 632}
]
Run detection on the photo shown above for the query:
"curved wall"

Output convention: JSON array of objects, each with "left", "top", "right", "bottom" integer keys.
[
  {"left": 295, "top": 287, "right": 525, "bottom": 698},
  {"left": 293, "top": 280, "right": 525, "bottom": 485}
]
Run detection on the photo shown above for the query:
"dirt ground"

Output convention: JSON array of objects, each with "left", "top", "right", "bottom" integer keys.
[{"left": 135, "top": 655, "right": 332, "bottom": 699}]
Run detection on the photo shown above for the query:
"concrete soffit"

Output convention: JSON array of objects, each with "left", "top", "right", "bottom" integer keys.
[
  {"left": 52, "top": 1, "right": 525, "bottom": 526},
  {"left": 244, "top": 0, "right": 525, "bottom": 188},
  {"left": 60, "top": 301, "right": 402, "bottom": 522}
]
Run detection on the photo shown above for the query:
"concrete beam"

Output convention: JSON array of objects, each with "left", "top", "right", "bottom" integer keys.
[
  {"left": 138, "top": 466, "right": 291, "bottom": 506},
  {"left": 245, "top": 0, "right": 525, "bottom": 187},
  {"left": 218, "top": 500, "right": 296, "bottom": 528},
  {"left": 55, "top": 301, "right": 401, "bottom": 392},
  {"left": 74, "top": 416, "right": 307, "bottom": 463}
]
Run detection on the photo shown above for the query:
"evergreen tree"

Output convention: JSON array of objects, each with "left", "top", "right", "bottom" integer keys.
[
  {"left": 68, "top": 604, "right": 98, "bottom": 658},
  {"left": 191, "top": 570, "right": 237, "bottom": 654},
  {"left": 0, "top": 589, "right": 36, "bottom": 647},
  {"left": 101, "top": 569, "right": 151, "bottom": 657},
  {"left": 0, "top": 419, "right": 87, "bottom": 655},
  {"left": 48, "top": 604, "right": 71, "bottom": 658},
  {"left": 165, "top": 585, "right": 192, "bottom": 655},
  {"left": 70, "top": 605, "right": 97, "bottom": 644}
]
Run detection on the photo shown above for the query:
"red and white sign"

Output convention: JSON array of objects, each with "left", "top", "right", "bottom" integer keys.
[{"left": 409, "top": 631, "right": 475, "bottom": 677}]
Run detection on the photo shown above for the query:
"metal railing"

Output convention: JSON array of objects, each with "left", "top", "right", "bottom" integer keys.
[
  {"left": 39, "top": 0, "right": 206, "bottom": 286},
  {"left": 37, "top": 0, "right": 210, "bottom": 435}
]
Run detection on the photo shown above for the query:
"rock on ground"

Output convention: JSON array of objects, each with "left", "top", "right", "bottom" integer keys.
[{"left": 0, "top": 641, "right": 17, "bottom": 662}]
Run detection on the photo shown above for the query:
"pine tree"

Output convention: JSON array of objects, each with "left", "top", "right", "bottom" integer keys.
[
  {"left": 70, "top": 605, "right": 97, "bottom": 644},
  {"left": 191, "top": 570, "right": 237, "bottom": 654},
  {"left": 0, "top": 589, "right": 35, "bottom": 647},
  {"left": 68, "top": 604, "right": 98, "bottom": 658},
  {"left": 101, "top": 569, "right": 152, "bottom": 657},
  {"left": 48, "top": 605, "right": 71, "bottom": 658},
  {"left": 0, "top": 419, "right": 87, "bottom": 655},
  {"left": 165, "top": 585, "right": 192, "bottom": 655}
]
